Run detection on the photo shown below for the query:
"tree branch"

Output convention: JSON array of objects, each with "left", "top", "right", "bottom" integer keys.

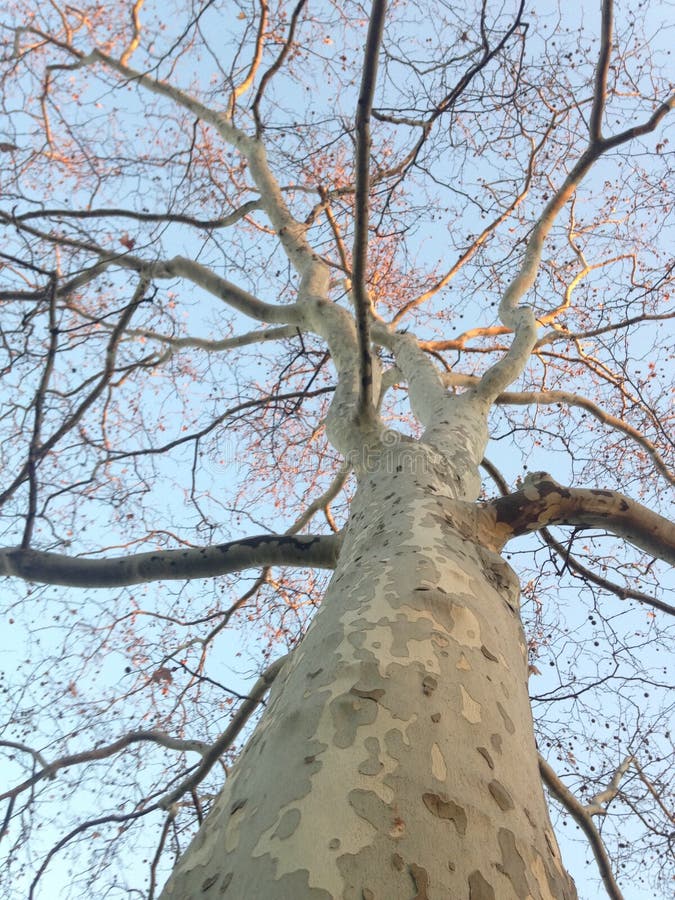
[
  {"left": 0, "top": 534, "right": 341, "bottom": 589},
  {"left": 0, "top": 731, "right": 211, "bottom": 804},
  {"left": 538, "top": 527, "right": 674, "bottom": 616},
  {"left": 539, "top": 753, "right": 625, "bottom": 900},
  {"left": 159, "top": 654, "right": 289, "bottom": 809},
  {"left": 352, "top": 0, "right": 387, "bottom": 420},
  {"left": 485, "top": 472, "right": 675, "bottom": 565}
]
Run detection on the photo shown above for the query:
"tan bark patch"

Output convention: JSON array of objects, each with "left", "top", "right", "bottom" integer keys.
[
  {"left": 431, "top": 743, "right": 447, "bottom": 781},
  {"left": 460, "top": 685, "right": 482, "bottom": 723},
  {"left": 422, "top": 792, "right": 467, "bottom": 835}
]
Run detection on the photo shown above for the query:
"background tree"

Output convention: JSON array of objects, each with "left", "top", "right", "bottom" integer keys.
[{"left": 0, "top": 1, "right": 673, "bottom": 898}]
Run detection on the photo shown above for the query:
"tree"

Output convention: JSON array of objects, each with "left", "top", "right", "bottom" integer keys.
[{"left": 0, "top": 0, "right": 673, "bottom": 897}]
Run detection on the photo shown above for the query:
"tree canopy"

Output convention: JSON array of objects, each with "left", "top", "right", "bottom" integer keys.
[{"left": 0, "top": 1, "right": 673, "bottom": 898}]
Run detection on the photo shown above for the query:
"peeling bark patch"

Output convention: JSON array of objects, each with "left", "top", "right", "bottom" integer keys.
[
  {"left": 468, "top": 870, "right": 496, "bottom": 899},
  {"left": 422, "top": 792, "right": 467, "bottom": 835},
  {"left": 271, "top": 807, "right": 301, "bottom": 840},
  {"left": 392, "top": 852, "right": 405, "bottom": 871},
  {"left": 219, "top": 873, "right": 232, "bottom": 893},
  {"left": 409, "top": 862, "right": 430, "bottom": 899},
  {"left": 488, "top": 780, "right": 514, "bottom": 811},
  {"left": 430, "top": 712, "right": 441, "bottom": 723},
  {"left": 496, "top": 702, "right": 515, "bottom": 734},
  {"left": 390, "top": 817, "right": 406, "bottom": 838},
  {"left": 422, "top": 675, "right": 438, "bottom": 696},
  {"left": 476, "top": 544, "right": 520, "bottom": 597},
  {"left": 329, "top": 838, "right": 341, "bottom": 850},
  {"left": 476, "top": 746, "right": 494, "bottom": 769},
  {"left": 350, "top": 686, "right": 385, "bottom": 702},
  {"left": 490, "top": 733, "right": 503, "bottom": 754},
  {"left": 524, "top": 807, "right": 537, "bottom": 828},
  {"left": 496, "top": 828, "right": 530, "bottom": 897},
  {"left": 448, "top": 605, "right": 482, "bottom": 648},
  {"left": 480, "top": 645, "right": 498, "bottom": 662},
  {"left": 460, "top": 685, "right": 482, "bottom": 723},
  {"left": 201, "top": 874, "right": 219, "bottom": 892},
  {"left": 456, "top": 653, "right": 471, "bottom": 671}
]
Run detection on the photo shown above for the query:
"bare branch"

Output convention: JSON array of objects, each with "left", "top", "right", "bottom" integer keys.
[
  {"left": 538, "top": 528, "right": 674, "bottom": 617},
  {"left": 352, "top": 0, "right": 387, "bottom": 421},
  {"left": 539, "top": 754, "right": 625, "bottom": 900},
  {"left": 1, "top": 731, "right": 211, "bottom": 803},
  {"left": 0, "top": 534, "right": 341, "bottom": 589},
  {"left": 586, "top": 756, "right": 634, "bottom": 816},
  {"left": 159, "top": 654, "right": 289, "bottom": 809},
  {"left": 486, "top": 472, "right": 675, "bottom": 565},
  {"left": 589, "top": 0, "right": 613, "bottom": 143}
]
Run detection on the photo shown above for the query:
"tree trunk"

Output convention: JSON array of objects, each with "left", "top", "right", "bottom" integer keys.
[{"left": 160, "top": 452, "right": 577, "bottom": 899}]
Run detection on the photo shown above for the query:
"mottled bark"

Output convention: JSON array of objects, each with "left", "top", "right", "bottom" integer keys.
[{"left": 159, "top": 449, "right": 577, "bottom": 900}]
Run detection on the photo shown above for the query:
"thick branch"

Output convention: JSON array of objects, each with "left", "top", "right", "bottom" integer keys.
[
  {"left": 0, "top": 534, "right": 341, "bottom": 589},
  {"left": 539, "top": 754, "right": 624, "bottom": 900},
  {"left": 485, "top": 472, "right": 675, "bottom": 565}
]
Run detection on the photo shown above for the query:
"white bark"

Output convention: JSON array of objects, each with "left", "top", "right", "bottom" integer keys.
[{"left": 158, "top": 447, "right": 577, "bottom": 900}]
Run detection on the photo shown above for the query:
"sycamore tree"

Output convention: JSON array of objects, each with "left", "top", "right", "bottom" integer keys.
[{"left": 0, "top": 0, "right": 673, "bottom": 898}]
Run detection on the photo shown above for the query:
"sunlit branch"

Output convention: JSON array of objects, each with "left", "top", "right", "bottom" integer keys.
[
  {"left": 120, "top": 0, "right": 145, "bottom": 66},
  {"left": 159, "top": 654, "right": 289, "bottom": 809},
  {"left": 392, "top": 115, "right": 552, "bottom": 327},
  {"left": 538, "top": 243, "right": 637, "bottom": 331},
  {"left": 538, "top": 754, "right": 625, "bottom": 900},
  {"left": 352, "top": 0, "right": 387, "bottom": 420},
  {"left": 144, "top": 255, "right": 302, "bottom": 325},
  {"left": 532, "top": 345, "right": 668, "bottom": 447},
  {"left": 229, "top": 0, "right": 268, "bottom": 116},
  {"left": 0, "top": 211, "right": 296, "bottom": 325},
  {"left": 536, "top": 309, "right": 675, "bottom": 349},
  {"left": 487, "top": 472, "right": 675, "bottom": 566},
  {"left": 445, "top": 373, "right": 674, "bottom": 486},
  {"left": 285, "top": 463, "right": 350, "bottom": 534},
  {"left": 251, "top": 0, "right": 305, "bottom": 135},
  {"left": 476, "top": 0, "right": 674, "bottom": 403},
  {"left": 0, "top": 534, "right": 341, "bottom": 588}
]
